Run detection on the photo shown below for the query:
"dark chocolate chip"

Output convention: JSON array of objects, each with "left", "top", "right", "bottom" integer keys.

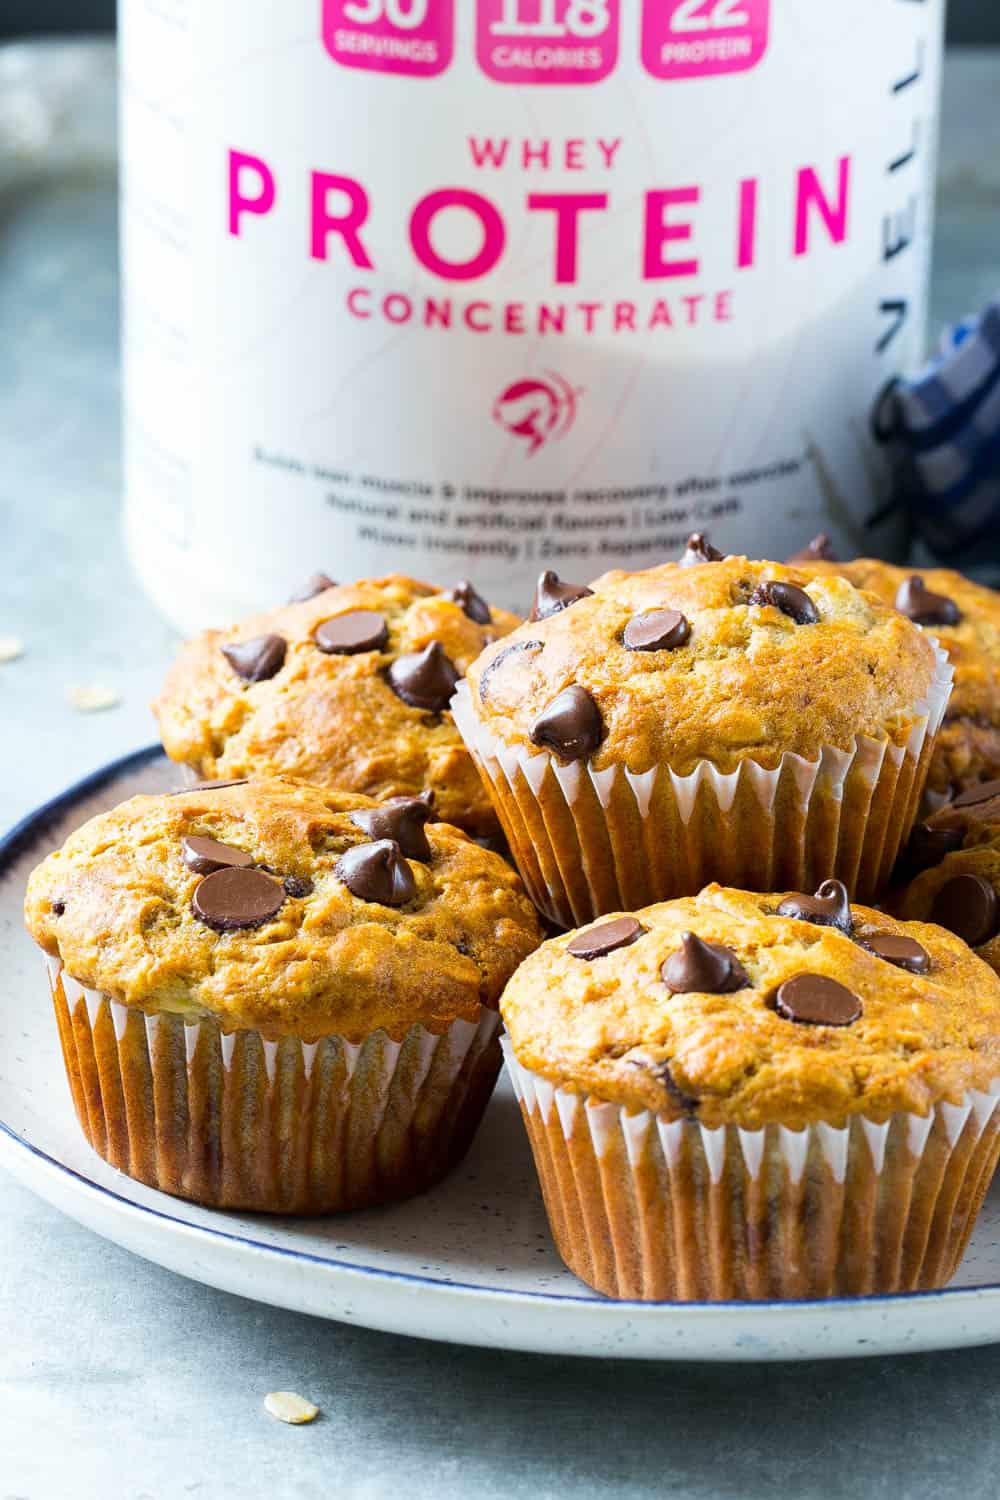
[
  {"left": 289, "top": 572, "right": 336, "bottom": 604},
  {"left": 566, "top": 917, "right": 645, "bottom": 961},
  {"left": 51, "top": 899, "right": 66, "bottom": 917},
  {"left": 450, "top": 580, "right": 491, "bottom": 626},
  {"left": 349, "top": 793, "right": 435, "bottom": 862},
  {"left": 773, "top": 974, "right": 862, "bottom": 1026},
  {"left": 931, "top": 874, "right": 1000, "bottom": 947},
  {"left": 896, "top": 821, "right": 964, "bottom": 879},
  {"left": 478, "top": 639, "right": 543, "bottom": 703},
  {"left": 785, "top": 533, "right": 838, "bottom": 565},
  {"left": 895, "top": 575, "right": 961, "bottom": 627},
  {"left": 864, "top": 933, "right": 930, "bottom": 974},
  {"left": 181, "top": 835, "right": 254, "bottom": 876},
  {"left": 192, "top": 867, "right": 285, "bottom": 931},
  {"left": 221, "top": 635, "right": 287, "bottom": 683},
  {"left": 335, "top": 839, "right": 416, "bottom": 907},
  {"left": 170, "top": 779, "right": 249, "bottom": 795},
  {"left": 629, "top": 1056, "right": 699, "bottom": 1116},
  {"left": 678, "top": 532, "right": 723, "bottom": 567},
  {"left": 776, "top": 880, "right": 852, "bottom": 935},
  {"left": 661, "top": 932, "right": 750, "bottom": 994},
  {"left": 529, "top": 570, "right": 594, "bottom": 622},
  {"left": 622, "top": 609, "right": 691, "bottom": 653},
  {"left": 655, "top": 1061, "right": 699, "bottom": 1116},
  {"left": 952, "top": 780, "right": 1000, "bottom": 810},
  {"left": 282, "top": 875, "right": 313, "bottom": 898},
  {"left": 749, "top": 580, "right": 819, "bottom": 625},
  {"left": 388, "top": 641, "right": 460, "bottom": 713},
  {"left": 314, "top": 610, "right": 389, "bottom": 656},
  {"left": 530, "top": 685, "right": 604, "bottom": 762}
]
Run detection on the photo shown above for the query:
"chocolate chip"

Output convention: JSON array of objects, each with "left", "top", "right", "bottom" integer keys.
[
  {"left": 478, "top": 639, "right": 543, "bottom": 703},
  {"left": 350, "top": 794, "right": 435, "bottom": 862},
  {"left": 530, "top": 685, "right": 604, "bottom": 762},
  {"left": 192, "top": 867, "right": 285, "bottom": 931},
  {"left": 335, "top": 839, "right": 416, "bottom": 906},
  {"left": 51, "top": 899, "right": 66, "bottom": 916},
  {"left": 566, "top": 917, "right": 645, "bottom": 960},
  {"left": 221, "top": 635, "right": 287, "bottom": 683},
  {"left": 931, "top": 874, "right": 1000, "bottom": 947},
  {"left": 170, "top": 779, "right": 249, "bottom": 795},
  {"left": 661, "top": 932, "right": 749, "bottom": 994},
  {"left": 622, "top": 609, "right": 690, "bottom": 653},
  {"left": 314, "top": 610, "right": 389, "bottom": 656},
  {"left": 655, "top": 1062, "right": 699, "bottom": 1115},
  {"left": 896, "top": 821, "right": 964, "bottom": 879},
  {"left": 777, "top": 880, "right": 852, "bottom": 934},
  {"left": 388, "top": 642, "right": 460, "bottom": 713},
  {"left": 181, "top": 835, "right": 254, "bottom": 876},
  {"left": 785, "top": 534, "right": 838, "bottom": 565},
  {"left": 895, "top": 575, "right": 961, "bottom": 627},
  {"left": 774, "top": 973, "right": 862, "bottom": 1026},
  {"left": 282, "top": 875, "right": 314, "bottom": 898},
  {"left": 952, "top": 780, "right": 1000, "bottom": 810},
  {"left": 529, "top": 570, "right": 594, "bottom": 622},
  {"left": 449, "top": 580, "right": 491, "bottom": 625},
  {"left": 749, "top": 581, "right": 819, "bottom": 625},
  {"left": 289, "top": 572, "right": 336, "bottom": 604},
  {"left": 864, "top": 933, "right": 930, "bottom": 974},
  {"left": 629, "top": 1056, "right": 698, "bottom": 1116},
  {"left": 678, "top": 532, "right": 723, "bottom": 567}
]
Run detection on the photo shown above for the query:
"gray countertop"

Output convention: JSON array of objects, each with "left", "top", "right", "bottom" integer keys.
[{"left": 2, "top": 41, "right": 1000, "bottom": 1500}]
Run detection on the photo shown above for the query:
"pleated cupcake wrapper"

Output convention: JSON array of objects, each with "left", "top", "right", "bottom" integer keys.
[
  {"left": 44, "top": 956, "right": 501, "bottom": 1214},
  {"left": 502, "top": 1039, "right": 1000, "bottom": 1302},
  {"left": 453, "top": 643, "right": 953, "bottom": 926}
]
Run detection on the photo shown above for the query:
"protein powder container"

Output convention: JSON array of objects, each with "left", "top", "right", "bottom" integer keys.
[{"left": 121, "top": 0, "right": 946, "bottom": 631}]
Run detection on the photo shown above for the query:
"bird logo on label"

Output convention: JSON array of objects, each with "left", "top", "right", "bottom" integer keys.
[{"left": 492, "top": 372, "right": 582, "bottom": 456}]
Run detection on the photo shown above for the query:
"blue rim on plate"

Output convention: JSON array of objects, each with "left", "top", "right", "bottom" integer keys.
[{"left": 2, "top": 744, "right": 999, "bottom": 1318}]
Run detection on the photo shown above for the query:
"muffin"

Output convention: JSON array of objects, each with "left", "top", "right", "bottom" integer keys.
[
  {"left": 454, "top": 555, "right": 952, "bottom": 925},
  {"left": 894, "top": 779, "right": 1000, "bottom": 973},
  {"left": 153, "top": 575, "right": 520, "bottom": 837},
  {"left": 24, "top": 775, "right": 541, "bottom": 1212},
  {"left": 792, "top": 550, "right": 1000, "bottom": 807},
  {"left": 501, "top": 882, "right": 1000, "bottom": 1301}
]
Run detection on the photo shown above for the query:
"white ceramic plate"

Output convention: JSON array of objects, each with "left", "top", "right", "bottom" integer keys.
[{"left": 6, "top": 751, "right": 1000, "bottom": 1361}]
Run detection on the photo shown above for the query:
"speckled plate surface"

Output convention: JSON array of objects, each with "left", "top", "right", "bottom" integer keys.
[{"left": 5, "top": 749, "right": 1000, "bottom": 1361}]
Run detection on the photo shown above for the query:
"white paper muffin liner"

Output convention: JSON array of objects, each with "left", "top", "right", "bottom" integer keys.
[
  {"left": 502, "top": 1039, "right": 1000, "bottom": 1301},
  {"left": 43, "top": 957, "right": 501, "bottom": 1214},
  {"left": 453, "top": 643, "right": 953, "bottom": 926}
]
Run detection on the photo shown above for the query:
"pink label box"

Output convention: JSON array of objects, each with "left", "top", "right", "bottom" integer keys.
[
  {"left": 322, "top": 0, "right": 454, "bottom": 78},
  {"left": 641, "top": 0, "right": 769, "bottom": 81},
  {"left": 476, "top": 0, "right": 620, "bottom": 85}
]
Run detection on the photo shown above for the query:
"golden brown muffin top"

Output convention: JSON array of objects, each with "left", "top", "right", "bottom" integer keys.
[
  {"left": 466, "top": 557, "right": 941, "bottom": 775},
  {"left": 25, "top": 776, "right": 542, "bottom": 1041},
  {"left": 153, "top": 575, "right": 519, "bottom": 836},
  {"left": 800, "top": 557, "right": 1000, "bottom": 731},
  {"left": 500, "top": 883, "right": 1000, "bottom": 1128},
  {"left": 893, "top": 781, "right": 1000, "bottom": 974}
]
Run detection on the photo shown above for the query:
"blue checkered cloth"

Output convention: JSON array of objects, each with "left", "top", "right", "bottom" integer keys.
[{"left": 876, "top": 297, "right": 1000, "bottom": 561}]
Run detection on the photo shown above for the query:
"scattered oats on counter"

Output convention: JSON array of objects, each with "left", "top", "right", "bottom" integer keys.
[
  {"left": 263, "top": 1391, "right": 319, "bottom": 1426},
  {"left": 67, "top": 684, "right": 120, "bottom": 712},
  {"left": 0, "top": 636, "right": 24, "bottom": 662}
]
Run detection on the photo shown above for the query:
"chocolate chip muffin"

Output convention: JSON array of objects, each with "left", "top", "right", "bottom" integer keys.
[
  {"left": 453, "top": 555, "right": 951, "bottom": 924},
  {"left": 893, "top": 779, "right": 1000, "bottom": 974},
  {"left": 24, "top": 775, "right": 541, "bottom": 1212},
  {"left": 793, "top": 551, "right": 1000, "bottom": 807},
  {"left": 501, "top": 882, "right": 1000, "bottom": 1301},
  {"left": 153, "top": 575, "right": 519, "bottom": 837}
]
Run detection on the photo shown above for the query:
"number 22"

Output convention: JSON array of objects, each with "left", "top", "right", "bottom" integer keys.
[{"left": 670, "top": 0, "right": 750, "bottom": 32}]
